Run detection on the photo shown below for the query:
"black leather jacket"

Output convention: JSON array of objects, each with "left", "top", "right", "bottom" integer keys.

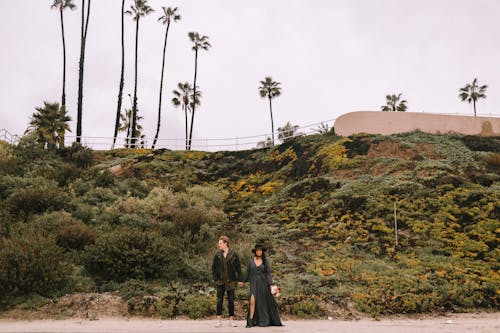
[{"left": 212, "top": 250, "right": 242, "bottom": 282}]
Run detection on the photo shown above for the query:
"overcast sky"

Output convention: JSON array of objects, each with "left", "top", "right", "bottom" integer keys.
[{"left": 1, "top": 0, "right": 499, "bottom": 149}]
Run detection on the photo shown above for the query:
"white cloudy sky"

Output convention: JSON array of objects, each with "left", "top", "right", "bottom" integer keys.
[{"left": 1, "top": 0, "right": 499, "bottom": 149}]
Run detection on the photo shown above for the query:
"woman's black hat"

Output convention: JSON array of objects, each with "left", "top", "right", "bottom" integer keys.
[{"left": 252, "top": 243, "right": 267, "bottom": 253}]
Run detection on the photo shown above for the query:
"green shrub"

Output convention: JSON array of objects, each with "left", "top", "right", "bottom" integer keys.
[
  {"left": 119, "top": 279, "right": 157, "bottom": 301},
  {"left": 0, "top": 233, "right": 70, "bottom": 309},
  {"left": 118, "top": 213, "right": 152, "bottom": 230},
  {"left": 0, "top": 175, "right": 48, "bottom": 199},
  {"left": 156, "top": 295, "right": 177, "bottom": 318},
  {"left": 71, "top": 203, "right": 97, "bottom": 224},
  {"left": 29, "top": 211, "right": 79, "bottom": 232},
  {"left": 186, "top": 185, "right": 227, "bottom": 208},
  {"left": 127, "top": 296, "right": 161, "bottom": 317},
  {"left": 461, "top": 136, "right": 500, "bottom": 153},
  {"left": 6, "top": 180, "right": 69, "bottom": 220},
  {"left": 94, "top": 169, "right": 116, "bottom": 187},
  {"left": 117, "top": 178, "right": 151, "bottom": 198},
  {"left": 78, "top": 187, "right": 117, "bottom": 206},
  {"left": 11, "top": 133, "right": 49, "bottom": 163},
  {"left": 177, "top": 294, "right": 215, "bottom": 319},
  {"left": 58, "top": 142, "right": 95, "bottom": 168},
  {"left": 53, "top": 163, "right": 81, "bottom": 186},
  {"left": 345, "top": 135, "right": 373, "bottom": 157},
  {"left": 283, "top": 177, "right": 339, "bottom": 198},
  {"left": 56, "top": 222, "right": 97, "bottom": 251},
  {"left": 290, "top": 299, "right": 324, "bottom": 318},
  {"left": 82, "top": 228, "right": 182, "bottom": 283},
  {"left": 18, "top": 293, "right": 52, "bottom": 311}
]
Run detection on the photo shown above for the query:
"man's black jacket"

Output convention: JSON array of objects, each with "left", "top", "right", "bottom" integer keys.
[{"left": 212, "top": 250, "right": 242, "bottom": 283}]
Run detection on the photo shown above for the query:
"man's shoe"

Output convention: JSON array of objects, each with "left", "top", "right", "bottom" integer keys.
[
  {"left": 230, "top": 320, "right": 238, "bottom": 327},
  {"left": 215, "top": 320, "right": 222, "bottom": 327}
]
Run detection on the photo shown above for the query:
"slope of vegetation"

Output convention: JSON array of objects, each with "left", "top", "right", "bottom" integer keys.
[{"left": 0, "top": 132, "right": 498, "bottom": 318}]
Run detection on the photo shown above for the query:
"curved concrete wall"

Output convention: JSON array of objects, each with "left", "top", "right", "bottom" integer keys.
[{"left": 334, "top": 111, "right": 500, "bottom": 136}]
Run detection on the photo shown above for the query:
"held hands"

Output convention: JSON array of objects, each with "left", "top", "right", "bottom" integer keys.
[{"left": 238, "top": 282, "right": 244, "bottom": 287}]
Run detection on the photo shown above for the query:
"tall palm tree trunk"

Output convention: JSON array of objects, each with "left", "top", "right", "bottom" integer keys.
[
  {"left": 152, "top": 21, "right": 171, "bottom": 149},
  {"left": 188, "top": 50, "right": 198, "bottom": 150},
  {"left": 76, "top": 0, "right": 91, "bottom": 143},
  {"left": 473, "top": 99, "right": 477, "bottom": 117},
  {"left": 131, "top": 17, "right": 140, "bottom": 148},
  {"left": 112, "top": 0, "right": 125, "bottom": 149},
  {"left": 268, "top": 96, "right": 275, "bottom": 145},
  {"left": 184, "top": 105, "right": 188, "bottom": 150},
  {"left": 59, "top": 8, "right": 67, "bottom": 109}
]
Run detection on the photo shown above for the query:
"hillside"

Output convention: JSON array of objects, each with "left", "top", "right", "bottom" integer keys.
[{"left": 0, "top": 131, "right": 498, "bottom": 318}]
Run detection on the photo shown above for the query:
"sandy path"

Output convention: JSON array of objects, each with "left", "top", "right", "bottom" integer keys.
[{"left": 0, "top": 313, "right": 498, "bottom": 333}]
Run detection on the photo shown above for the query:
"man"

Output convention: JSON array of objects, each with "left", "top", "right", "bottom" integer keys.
[{"left": 212, "top": 235, "right": 243, "bottom": 327}]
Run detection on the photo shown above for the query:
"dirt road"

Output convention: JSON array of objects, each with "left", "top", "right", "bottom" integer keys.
[{"left": 0, "top": 313, "right": 498, "bottom": 333}]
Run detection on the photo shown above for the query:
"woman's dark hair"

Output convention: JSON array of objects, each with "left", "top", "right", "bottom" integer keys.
[
  {"left": 262, "top": 252, "right": 268, "bottom": 273},
  {"left": 253, "top": 249, "right": 268, "bottom": 273}
]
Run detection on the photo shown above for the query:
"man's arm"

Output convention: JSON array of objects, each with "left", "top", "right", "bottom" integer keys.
[
  {"left": 211, "top": 254, "right": 218, "bottom": 281},
  {"left": 235, "top": 254, "right": 243, "bottom": 281}
]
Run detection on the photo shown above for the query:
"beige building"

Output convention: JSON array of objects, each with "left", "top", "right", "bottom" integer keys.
[{"left": 334, "top": 111, "right": 500, "bottom": 136}]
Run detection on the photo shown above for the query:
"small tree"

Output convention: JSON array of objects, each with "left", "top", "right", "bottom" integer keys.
[
  {"left": 27, "top": 102, "right": 71, "bottom": 149},
  {"left": 459, "top": 78, "right": 488, "bottom": 117},
  {"left": 381, "top": 93, "right": 408, "bottom": 112}
]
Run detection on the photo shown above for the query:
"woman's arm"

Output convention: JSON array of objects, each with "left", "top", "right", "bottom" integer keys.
[
  {"left": 241, "top": 260, "right": 251, "bottom": 283},
  {"left": 265, "top": 259, "right": 273, "bottom": 285}
]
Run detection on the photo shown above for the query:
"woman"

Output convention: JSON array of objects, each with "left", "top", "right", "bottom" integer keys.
[{"left": 242, "top": 244, "right": 282, "bottom": 327}]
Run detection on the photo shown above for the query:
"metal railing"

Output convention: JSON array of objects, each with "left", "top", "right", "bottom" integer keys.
[
  {"left": 2, "top": 111, "right": 499, "bottom": 151},
  {"left": 0, "top": 129, "right": 20, "bottom": 145},
  {"left": 62, "top": 118, "right": 337, "bottom": 151}
]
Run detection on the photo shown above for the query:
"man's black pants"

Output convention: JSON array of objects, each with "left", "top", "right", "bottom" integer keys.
[{"left": 216, "top": 284, "right": 235, "bottom": 316}]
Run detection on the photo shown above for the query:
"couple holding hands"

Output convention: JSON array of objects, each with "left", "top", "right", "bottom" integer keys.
[{"left": 212, "top": 236, "right": 282, "bottom": 328}]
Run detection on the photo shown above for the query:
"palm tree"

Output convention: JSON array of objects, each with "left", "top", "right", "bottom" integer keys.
[
  {"left": 27, "top": 102, "right": 71, "bottom": 149},
  {"left": 381, "top": 93, "right": 408, "bottom": 112},
  {"left": 315, "top": 122, "right": 334, "bottom": 135},
  {"left": 76, "top": 0, "right": 91, "bottom": 142},
  {"left": 119, "top": 107, "right": 145, "bottom": 148},
  {"left": 258, "top": 77, "right": 282, "bottom": 145},
  {"left": 112, "top": 0, "right": 126, "bottom": 149},
  {"left": 51, "top": 0, "right": 76, "bottom": 111},
  {"left": 152, "top": 6, "right": 181, "bottom": 149},
  {"left": 277, "top": 121, "right": 300, "bottom": 143},
  {"left": 76, "top": 0, "right": 91, "bottom": 143},
  {"left": 459, "top": 78, "right": 488, "bottom": 117},
  {"left": 187, "top": 32, "right": 211, "bottom": 150},
  {"left": 172, "top": 82, "right": 201, "bottom": 150},
  {"left": 119, "top": 108, "right": 132, "bottom": 147},
  {"left": 126, "top": 0, "right": 154, "bottom": 148}
]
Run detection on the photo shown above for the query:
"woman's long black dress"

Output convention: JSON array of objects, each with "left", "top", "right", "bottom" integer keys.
[{"left": 243, "top": 258, "right": 282, "bottom": 327}]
